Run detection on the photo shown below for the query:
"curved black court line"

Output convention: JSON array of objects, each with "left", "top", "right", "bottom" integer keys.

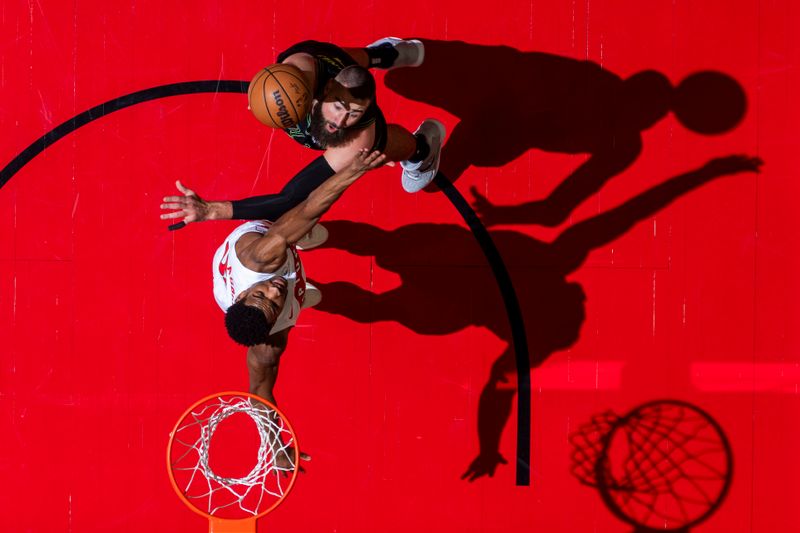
[
  {"left": 0, "top": 80, "right": 248, "bottom": 188},
  {"left": 436, "top": 173, "right": 532, "bottom": 486},
  {"left": 0, "top": 80, "right": 532, "bottom": 486}
]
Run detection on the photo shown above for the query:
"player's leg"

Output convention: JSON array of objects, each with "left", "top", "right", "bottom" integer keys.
[
  {"left": 345, "top": 38, "right": 425, "bottom": 70},
  {"left": 383, "top": 124, "right": 416, "bottom": 161},
  {"left": 343, "top": 48, "right": 370, "bottom": 68}
]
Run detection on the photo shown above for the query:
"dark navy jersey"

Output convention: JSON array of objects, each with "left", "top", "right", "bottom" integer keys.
[{"left": 276, "top": 40, "right": 385, "bottom": 151}]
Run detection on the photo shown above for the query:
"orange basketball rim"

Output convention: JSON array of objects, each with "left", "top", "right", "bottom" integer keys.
[{"left": 166, "top": 391, "right": 301, "bottom": 533}]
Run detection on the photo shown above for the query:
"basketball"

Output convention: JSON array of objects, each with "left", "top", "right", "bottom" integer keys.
[{"left": 247, "top": 64, "right": 312, "bottom": 129}]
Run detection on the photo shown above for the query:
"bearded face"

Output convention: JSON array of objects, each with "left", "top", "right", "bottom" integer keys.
[
  {"left": 309, "top": 101, "right": 360, "bottom": 148},
  {"left": 308, "top": 80, "right": 372, "bottom": 149}
]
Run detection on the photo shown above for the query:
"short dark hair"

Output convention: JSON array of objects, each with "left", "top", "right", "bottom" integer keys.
[
  {"left": 334, "top": 65, "right": 376, "bottom": 101},
  {"left": 224, "top": 300, "right": 273, "bottom": 346}
]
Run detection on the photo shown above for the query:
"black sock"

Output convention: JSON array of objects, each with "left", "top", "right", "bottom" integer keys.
[
  {"left": 365, "top": 43, "right": 399, "bottom": 69},
  {"left": 409, "top": 134, "right": 430, "bottom": 163}
]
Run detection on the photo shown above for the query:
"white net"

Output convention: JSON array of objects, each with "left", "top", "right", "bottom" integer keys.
[{"left": 169, "top": 395, "right": 297, "bottom": 518}]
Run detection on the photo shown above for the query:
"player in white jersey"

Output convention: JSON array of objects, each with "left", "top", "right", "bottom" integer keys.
[
  {"left": 202, "top": 149, "right": 386, "bottom": 409},
  {"left": 213, "top": 219, "right": 323, "bottom": 336}
]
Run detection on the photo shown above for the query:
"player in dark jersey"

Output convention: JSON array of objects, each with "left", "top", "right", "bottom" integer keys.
[{"left": 160, "top": 38, "right": 445, "bottom": 228}]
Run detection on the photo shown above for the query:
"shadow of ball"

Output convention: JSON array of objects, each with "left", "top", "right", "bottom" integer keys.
[{"left": 673, "top": 71, "right": 747, "bottom": 134}]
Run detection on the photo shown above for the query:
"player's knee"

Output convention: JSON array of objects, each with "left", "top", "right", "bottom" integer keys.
[{"left": 385, "top": 124, "right": 416, "bottom": 161}]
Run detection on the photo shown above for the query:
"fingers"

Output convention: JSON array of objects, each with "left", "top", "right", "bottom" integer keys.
[
  {"left": 350, "top": 149, "right": 388, "bottom": 173},
  {"left": 357, "top": 149, "right": 386, "bottom": 163},
  {"left": 276, "top": 449, "right": 310, "bottom": 477},
  {"left": 707, "top": 155, "right": 764, "bottom": 176},
  {"left": 160, "top": 198, "right": 194, "bottom": 210},
  {"left": 162, "top": 195, "right": 186, "bottom": 203},
  {"left": 175, "top": 180, "right": 195, "bottom": 196},
  {"left": 369, "top": 154, "right": 388, "bottom": 169},
  {"left": 160, "top": 197, "right": 200, "bottom": 221},
  {"left": 461, "top": 469, "right": 481, "bottom": 482},
  {"left": 160, "top": 197, "right": 192, "bottom": 220},
  {"left": 728, "top": 155, "right": 759, "bottom": 167},
  {"left": 358, "top": 149, "right": 385, "bottom": 164},
  {"left": 161, "top": 181, "right": 202, "bottom": 231},
  {"left": 469, "top": 185, "right": 486, "bottom": 200}
]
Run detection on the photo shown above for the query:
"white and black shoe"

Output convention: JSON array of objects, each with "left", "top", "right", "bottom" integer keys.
[
  {"left": 401, "top": 119, "right": 446, "bottom": 193},
  {"left": 295, "top": 224, "right": 328, "bottom": 251},
  {"left": 367, "top": 37, "right": 425, "bottom": 69}
]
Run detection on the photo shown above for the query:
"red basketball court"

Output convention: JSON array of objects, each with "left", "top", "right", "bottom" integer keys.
[{"left": 1, "top": 1, "right": 798, "bottom": 531}]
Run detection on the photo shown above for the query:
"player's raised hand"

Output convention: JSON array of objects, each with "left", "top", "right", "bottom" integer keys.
[
  {"left": 470, "top": 186, "right": 510, "bottom": 227},
  {"left": 461, "top": 451, "right": 508, "bottom": 482},
  {"left": 160, "top": 180, "right": 224, "bottom": 230},
  {"left": 348, "top": 149, "right": 388, "bottom": 175},
  {"left": 274, "top": 448, "right": 312, "bottom": 476},
  {"left": 700, "top": 155, "right": 763, "bottom": 176}
]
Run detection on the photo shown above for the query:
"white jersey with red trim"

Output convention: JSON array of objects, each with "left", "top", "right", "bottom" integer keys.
[{"left": 212, "top": 221, "right": 308, "bottom": 334}]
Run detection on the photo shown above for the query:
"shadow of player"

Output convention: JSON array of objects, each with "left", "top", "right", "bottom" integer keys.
[
  {"left": 312, "top": 155, "right": 760, "bottom": 481},
  {"left": 385, "top": 40, "right": 746, "bottom": 227}
]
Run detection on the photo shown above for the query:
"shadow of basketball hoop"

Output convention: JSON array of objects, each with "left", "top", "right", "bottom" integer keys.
[{"left": 569, "top": 400, "right": 733, "bottom": 532}]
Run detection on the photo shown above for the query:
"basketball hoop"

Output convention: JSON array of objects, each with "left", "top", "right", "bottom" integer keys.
[{"left": 167, "top": 391, "right": 300, "bottom": 533}]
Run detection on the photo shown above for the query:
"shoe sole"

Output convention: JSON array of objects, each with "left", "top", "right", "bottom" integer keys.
[
  {"left": 302, "top": 282, "right": 322, "bottom": 309},
  {"left": 296, "top": 224, "right": 329, "bottom": 251}
]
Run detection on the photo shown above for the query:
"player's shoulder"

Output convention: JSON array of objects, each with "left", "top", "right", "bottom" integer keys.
[
  {"left": 281, "top": 53, "right": 316, "bottom": 91},
  {"left": 323, "top": 127, "right": 376, "bottom": 168},
  {"left": 281, "top": 52, "right": 315, "bottom": 73},
  {"left": 239, "top": 231, "right": 289, "bottom": 273}
]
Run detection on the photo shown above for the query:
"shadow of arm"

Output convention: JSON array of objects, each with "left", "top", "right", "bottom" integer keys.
[
  {"left": 552, "top": 155, "right": 762, "bottom": 271},
  {"left": 470, "top": 139, "right": 641, "bottom": 227},
  {"left": 462, "top": 347, "right": 516, "bottom": 482}
]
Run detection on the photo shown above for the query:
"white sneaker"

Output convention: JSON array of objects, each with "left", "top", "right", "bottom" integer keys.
[
  {"left": 367, "top": 37, "right": 425, "bottom": 69},
  {"left": 401, "top": 119, "right": 446, "bottom": 193},
  {"left": 302, "top": 282, "right": 322, "bottom": 309},
  {"left": 296, "top": 224, "right": 328, "bottom": 251}
]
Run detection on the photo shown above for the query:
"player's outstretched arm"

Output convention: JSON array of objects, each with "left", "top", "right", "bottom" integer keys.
[
  {"left": 247, "top": 329, "right": 289, "bottom": 406},
  {"left": 247, "top": 149, "right": 386, "bottom": 269},
  {"left": 247, "top": 330, "right": 312, "bottom": 469},
  {"left": 160, "top": 154, "right": 347, "bottom": 228},
  {"left": 160, "top": 181, "right": 233, "bottom": 227}
]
